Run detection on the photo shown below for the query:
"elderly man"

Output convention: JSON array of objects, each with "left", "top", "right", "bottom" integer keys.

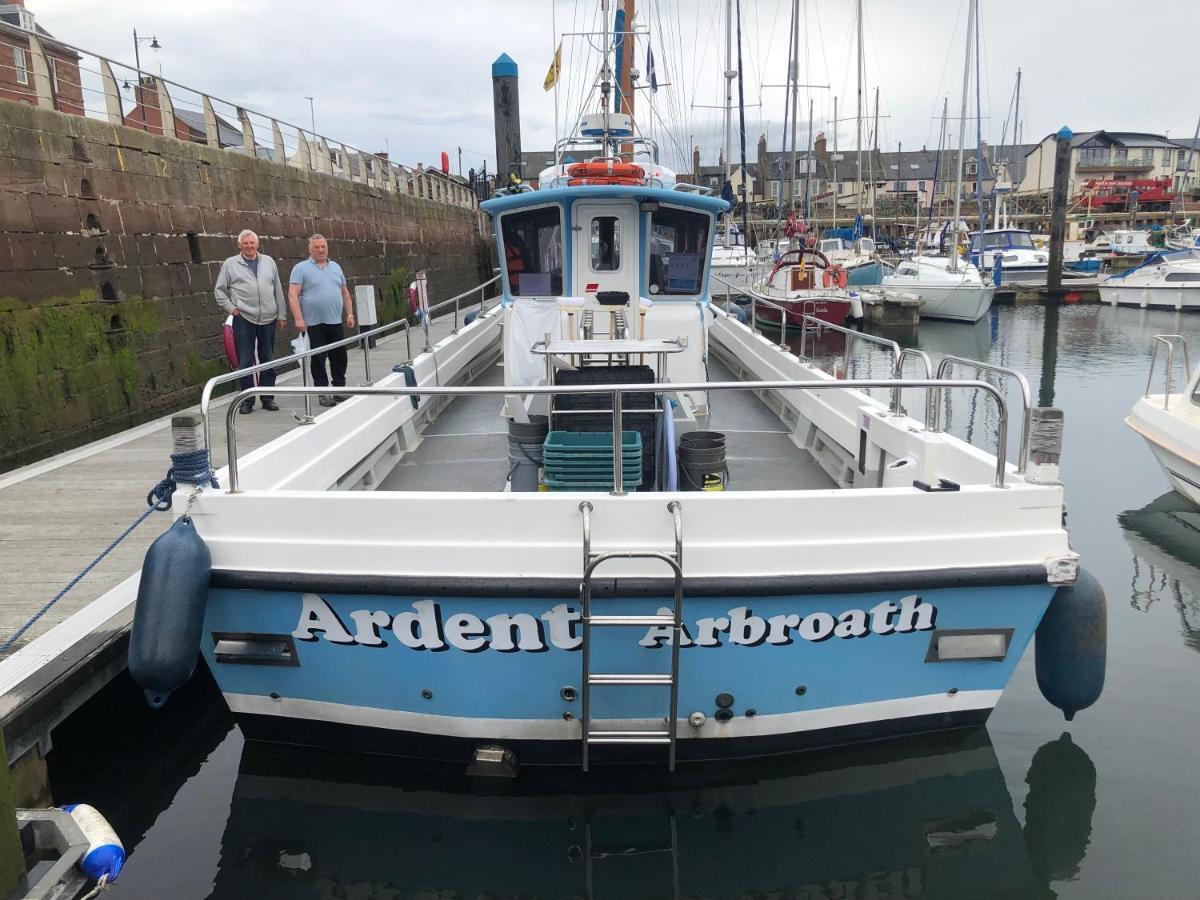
[
  {"left": 288, "top": 234, "right": 356, "bottom": 405},
  {"left": 214, "top": 229, "right": 287, "bottom": 413}
]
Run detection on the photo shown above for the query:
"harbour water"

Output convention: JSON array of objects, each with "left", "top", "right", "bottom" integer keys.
[{"left": 45, "top": 303, "right": 1200, "bottom": 898}]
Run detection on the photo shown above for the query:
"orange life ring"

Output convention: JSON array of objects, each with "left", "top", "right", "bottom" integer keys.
[{"left": 566, "top": 160, "right": 645, "bottom": 185}]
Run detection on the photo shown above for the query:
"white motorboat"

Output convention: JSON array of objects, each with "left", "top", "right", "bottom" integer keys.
[
  {"left": 1099, "top": 249, "right": 1200, "bottom": 310},
  {"left": 883, "top": 256, "right": 995, "bottom": 323},
  {"left": 968, "top": 229, "right": 1050, "bottom": 285},
  {"left": 1109, "top": 229, "right": 1155, "bottom": 256},
  {"left": 1128, "top": 335, "right": 1200, "bottom": 505},
  {"left": 1165, "top": 225, "right": 1200, "bottom": 252}
]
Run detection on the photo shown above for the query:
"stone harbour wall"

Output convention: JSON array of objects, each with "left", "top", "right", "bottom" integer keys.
[{"left": 0, "top": 101, "right": 494, "bottom": 471}]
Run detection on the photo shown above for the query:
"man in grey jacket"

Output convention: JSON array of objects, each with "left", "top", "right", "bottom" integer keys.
[{"left": 215, "top": 229, "right": 287, "bottom": 413}]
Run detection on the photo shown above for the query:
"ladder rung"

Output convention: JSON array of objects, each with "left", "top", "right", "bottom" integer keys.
[
  {"left": 587, "top": 732, "right": 672, "bottom": 745},
  {"left": 588, "top": 614, "right": 677, "bottom": 627},
  {"left": 588, "top": 673, "right": 674, "bottom": 685}
]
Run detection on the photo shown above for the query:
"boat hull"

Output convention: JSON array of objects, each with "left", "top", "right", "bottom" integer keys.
[
  {"left": 1127, "top": 407, "right": 1200, "bottom": 506},
  {"left": 753, "top": 295, "right": 853, "bottom": 328},
  {"left": 846, "top": 260, "right": 885, "bottom": 287},
  {"left": 883, "top": 281, "right": 994, "bottom": 323},
  {"left": 202, "top": 578, "right": 1055, "bottom": 764},
  {"left": 1099, "top": 283, "right": 1200, "bottom": 310}
]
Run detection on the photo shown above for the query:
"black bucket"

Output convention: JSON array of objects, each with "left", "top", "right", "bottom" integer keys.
[
  {"left": 508, "top": 417, "right": 549, "bottom": 492},
  {"left": 678, "top": 431, "right": 727, "bottom": 492}
]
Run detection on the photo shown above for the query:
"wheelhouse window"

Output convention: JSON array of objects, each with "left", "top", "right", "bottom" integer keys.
[
  {"left": 501, "top": 205, "right": 563, "bottom": 296},
  {"left": 647, "top": 206, "right": 710, "bottom": 296},
  {"left": 590, "top": 216, "right": 621, "bottom": 271}
]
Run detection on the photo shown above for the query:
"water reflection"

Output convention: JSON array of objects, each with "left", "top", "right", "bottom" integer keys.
[
  {"left": 203, "top": 728, "right": 1092, "bottom": 899},
  {"left": 1119, "top": 491, "right": 1200, "bottom": 653},
  {"left": 46, "top": 669, "right": 1099, "bottom": 899}
]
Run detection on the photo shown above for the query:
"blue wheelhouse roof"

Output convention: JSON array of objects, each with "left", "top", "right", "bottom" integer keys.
[{"left": 481, "top": 184, "right": 730, "bottom": 216}]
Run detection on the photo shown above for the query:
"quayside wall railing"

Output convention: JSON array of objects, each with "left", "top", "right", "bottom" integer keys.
[{"left": 0, "top": 19, "right": 476, "bottom": 207}]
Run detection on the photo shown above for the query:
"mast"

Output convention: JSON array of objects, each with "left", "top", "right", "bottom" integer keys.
[
  {"left": 775, "top": 0, "right": 796, "bottom": 248},
  {"left": 788, "top": 0, "right": 800, "bottom": 215},
  {"left": 601, "top": 0, "right": 612, "bottom": 148},
  {"left": 832, "top": 95, "right": 838, "bottom": 231},
  {"left": 925, "top": 97, "right": 948, "bottom": 252},
  {"left": 855, "top": 0, "right": 864, "bottom": 222},
  {"left": 723, "top": 0, "right": 733, "bottom": 246},
  {"left": 949, "top": 0, "right": 975, "bottom": 274},
  {"left": 973, "top": 0, "right": 985, "bottom": 234},
  {"left": 869, "top": 85, "right": 878, "bottom": 239},
  {"left": 736, "top": 0, "right": 749, "bottom": 255},
  {"left": 1009, "top": 68, "right": 1020, "bottom": 228},
  {"left": 805, "top": 97, "right": 813, "bottom": 221},
  {"left": 618, "top": 0, "right": 635, "bottom": 158},
  {"left": 1178, "top": 112, "right": 1199, "bottom": 217}
]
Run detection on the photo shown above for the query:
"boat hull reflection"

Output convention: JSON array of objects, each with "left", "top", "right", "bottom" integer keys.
[{"left": 214, "top": 728, "right": 1093, "bottom": 898}]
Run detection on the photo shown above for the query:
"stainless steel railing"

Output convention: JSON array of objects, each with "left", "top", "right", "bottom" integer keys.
[
  {"left": 199, "top": 274, "right": 501, "bottom": 450},
  {"left": 223, "top": 377, "right": 1013, "bottom": 493},
  {"left": 933, "top": 356, "right": 1033, "bottom": 475},
  {"left": 1145, "top": 335, "right": 1191, "bottom": 411}
]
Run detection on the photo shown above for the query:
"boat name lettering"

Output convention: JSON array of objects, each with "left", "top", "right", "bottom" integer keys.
[{"left": 291, "top": 594, "right": 937, "bottom": 652}]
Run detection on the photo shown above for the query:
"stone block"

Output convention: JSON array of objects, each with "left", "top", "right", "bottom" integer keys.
[
  {"left": 186, "top": 263, "right": 214, "bottom": 294},
  {"left": 5, "top": 234, "right": 55, "bottom": 270},
  {"left": 51, "top": 233, "right": 103, "bottom": 269},
  {"left": 153, "top": 235, "right": 193, "bottom": 266},
  {"left": 167, "top": 263, "right": 193, "bottom": 297},
  {"left": 117, "top": 202, "right": 161, "bottom": 235},
  {"left": 170, "top": 205, "right": 203, "bottom": 234},
  {"left": 27, "top": 193, "right": 81, "bottom": 232},
  {"left": 138, "top": 264, "right": 171, "bottom": 300},
  {"left": 0, "top": 191, "right": 33, "bottom": 232}
]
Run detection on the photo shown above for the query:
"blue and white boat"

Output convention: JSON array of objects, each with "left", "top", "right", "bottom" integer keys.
[
  {"left": 968, "top": 228, "right": 1050, "bottom": 284},
  {"left": 129, "top": 18, "right": 1104, "bottom": 773}
]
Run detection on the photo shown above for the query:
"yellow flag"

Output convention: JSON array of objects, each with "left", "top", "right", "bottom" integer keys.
[{"left": 543, "top": 42, "right": 562, "bottom": 92}]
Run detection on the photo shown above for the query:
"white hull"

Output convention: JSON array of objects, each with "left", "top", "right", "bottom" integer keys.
[
  {"left": 1128, "top": 396, "right": 1200, "bottom": 506},
  {"left": 884, "top": 282, "right": 994, "bottom": 322},
  {"left": 1100, "top": 284, "right": 1200, "bottom": 310}
]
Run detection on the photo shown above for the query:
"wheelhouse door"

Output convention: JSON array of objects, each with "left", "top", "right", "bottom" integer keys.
[{"left": 572, "top": 201, "right": 640, "bottom": 300}]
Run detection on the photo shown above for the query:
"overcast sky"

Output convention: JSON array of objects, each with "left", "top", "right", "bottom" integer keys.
[{"left": 40, "top": 0, "right": 1200, "bottom": 175}]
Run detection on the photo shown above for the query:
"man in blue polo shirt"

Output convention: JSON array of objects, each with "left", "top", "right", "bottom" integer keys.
[{"left": 288, "top": 234, "right": 356, "bottom": 405}]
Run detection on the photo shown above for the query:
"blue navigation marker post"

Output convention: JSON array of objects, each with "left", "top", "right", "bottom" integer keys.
[
  {"left": 491, "top": 53, "right": 523, "bottom": 189},
  {"left": 1047, "top": 125, "right": 1073, "bottom": 295}
]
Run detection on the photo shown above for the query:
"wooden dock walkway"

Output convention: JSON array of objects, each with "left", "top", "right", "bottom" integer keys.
[{"left": 0, "top": 311, "right": 467, "bottom": 763}]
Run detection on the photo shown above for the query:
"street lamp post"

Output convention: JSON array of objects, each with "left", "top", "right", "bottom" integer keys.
[{"left": 132, "top": 28, "right": 160, "bottom": 75}]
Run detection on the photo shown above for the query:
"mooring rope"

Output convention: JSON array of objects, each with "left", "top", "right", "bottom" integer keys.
[{"left": 0, "top": 449, "right": 216, "bottom": 656}]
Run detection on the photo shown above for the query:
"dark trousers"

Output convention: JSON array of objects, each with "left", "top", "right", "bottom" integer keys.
[
  {"left": 308, "top": 322, "right": 347, "bottom": 388},
  {"left": 232, "top": 315, "right": 277, "bottom": 404}
]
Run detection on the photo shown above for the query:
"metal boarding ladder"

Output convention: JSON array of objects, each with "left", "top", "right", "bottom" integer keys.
[{"left": 578, "top": 500, "right": 684, "bottom": 772}]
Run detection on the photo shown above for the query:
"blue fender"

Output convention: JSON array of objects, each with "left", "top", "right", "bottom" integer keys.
[
  {"left": 1035, "top": 568, "right": 1107, "bottom": 721},
  {"left": 128, "top": 516, "right": 211, "bottom": 708}
]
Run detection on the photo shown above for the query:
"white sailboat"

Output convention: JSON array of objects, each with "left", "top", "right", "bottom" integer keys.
[{"left": 880, "top": 0, "right": 993, "bottom": 323}]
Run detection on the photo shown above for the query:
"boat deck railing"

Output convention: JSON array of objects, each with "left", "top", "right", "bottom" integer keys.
[
  {"left": 223, "top": 376, "right": 1014, "bottom": 493},
  {"left": 1145, "top": 335, "right": 1192, "bottom": 410},
  {"left": 713, "top": 274, "right": 938, "bottom": 416},
  {"left": 198, "top": 274, "right": 502, "bottom": 450},
  {"left": 934, "top": 356, "right": 1032, "bottom": 475}
]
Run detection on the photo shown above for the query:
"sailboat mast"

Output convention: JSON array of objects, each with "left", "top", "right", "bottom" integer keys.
[
  {"left": 1009, "top": 68, "right": 1020, "bottom": 228},
  {"left": 950, "top": 0, "right": 975, "bottom": 274},
  {"left": 973, "top": 0, "right": 985, "bottom": 233},
  {"left": 788, "top": 0, "right": 800, "bottom": 215},
  {"left": 870, "top": 85, "right": 878, "bottom": 239},
  {"left": 1178, "top": 112, "right": 1199, "bottom": 217},
  {"left": 724, "top": 0, "right": 732, "bottom": 245},
  {"left": 832, "top": 95, "right": 838, "bottom": 231},
  {"left": 924, "top": 96, "right": 947, "bottom": 252},
  {"left": 601, "top": 0, "right": 612, "bottom": 145},
  {"left": 855, "top": 0, "right": 864, "bottom": 221},
  {"left": 805, "top": 97, "right": 813, "bottom": 221},
  {"left": 736, "top": 0, "right": 749, "bottom": 253}
]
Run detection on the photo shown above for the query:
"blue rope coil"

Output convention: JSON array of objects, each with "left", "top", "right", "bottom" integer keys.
[
  {"left": 147, "top": 449, "right": 219, "bottom": 511},
  {"left": 0, "top": 449, "right": 217, "bottom": 656}
]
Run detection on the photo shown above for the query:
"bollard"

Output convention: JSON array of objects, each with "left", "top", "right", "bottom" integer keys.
[
  {"left": 171, "top": 413, "right": 203, "bottom": 452},
  {"left": 1, "top": 730, "right": 25, "bottom": 895}
]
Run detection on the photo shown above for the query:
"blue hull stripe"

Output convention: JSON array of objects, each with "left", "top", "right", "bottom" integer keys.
[{"left": 202, "top": 584, "right": 1053, "bottom": 738}]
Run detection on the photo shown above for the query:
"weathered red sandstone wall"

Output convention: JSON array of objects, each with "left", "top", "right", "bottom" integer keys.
[{"left": 0, "top": 101, "right": 493, "bottom": 470}]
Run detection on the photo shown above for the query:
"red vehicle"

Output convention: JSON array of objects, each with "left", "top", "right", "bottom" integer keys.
[{"left": 1076, "top": 178, "right": 1176, "bottom": 212}]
